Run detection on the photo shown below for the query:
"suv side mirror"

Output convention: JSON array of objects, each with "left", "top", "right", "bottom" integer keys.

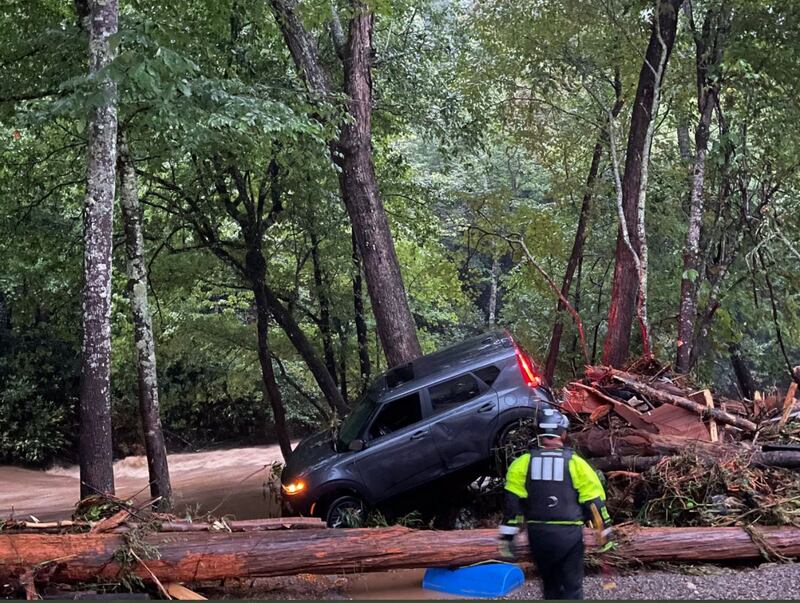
[{"left": 348, "top": 439, "right": 365, "bottom": 452}]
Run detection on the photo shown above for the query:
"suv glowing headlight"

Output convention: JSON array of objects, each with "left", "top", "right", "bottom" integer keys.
[{"left": 282, "top": 480, "right": 306, "bottom": 495}]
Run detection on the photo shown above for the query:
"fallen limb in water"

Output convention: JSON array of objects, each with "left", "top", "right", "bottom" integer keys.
[{"left": 2, "top": 525, "right": 800, "bottom": 585}]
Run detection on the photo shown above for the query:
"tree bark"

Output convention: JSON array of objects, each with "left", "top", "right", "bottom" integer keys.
[
  {"left": 269, "top": 0, "right": 422, "bottom": 368},
  {"left": 676, "top": 4, "right": 729, "bottom": 373},
  {"left": 263, "top": 284, "right": 349, "bottom": 416},
  {"left": 0, "top": 291, "right": 10, "bottom": 353},
  {"left": 337, "top": 5, "right": 421, "bottom": 368},
  {"left": 487, "top": 256, "right": 499, "bottom": 325},
  {"left": 251, "top": 281, "right": 293, "bottom": 460},
  {"left": 729, "top": 342, "right": 756, "bottom": 399},
  {"left": 588, "top": 452, "right": 800, "bottom": 472},
  {"left": 117, "top": 132, "right": 172, "bottom": 509},
  {"left": 352, "top": 233, "right": 370, "bottom": 391},
  {"left": 310, "top": 232, "right": 338, "bottom": 386},
  {"left": 79, "top": 0, "right": 119, "bottom": 499},
  {"left": 4, "top": 526, "right": 800, "bottom": 585},
  {"left": 602, "top": 0, "right": 683, "bottom": 367}
]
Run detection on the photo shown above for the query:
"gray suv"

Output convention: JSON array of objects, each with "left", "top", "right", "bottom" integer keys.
[{"left": 281, "top": 330, "right": 557, "bottom": 526}]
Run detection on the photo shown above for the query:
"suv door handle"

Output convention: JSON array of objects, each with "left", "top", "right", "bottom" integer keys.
[
  {"left": 410, "top": 430, "right": 427, "bottom": 440},
  {"left": 477, "top": 402, "right": 495, "bottom": 413}
]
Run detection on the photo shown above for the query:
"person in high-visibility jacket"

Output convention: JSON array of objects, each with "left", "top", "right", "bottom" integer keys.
[{"left": 497, "top": 407, "right": 611, "bottom": 600}]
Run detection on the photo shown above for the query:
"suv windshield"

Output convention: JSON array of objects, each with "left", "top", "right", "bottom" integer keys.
[{"left": 336, "top": 392, "right": 379, "bottom": 450}]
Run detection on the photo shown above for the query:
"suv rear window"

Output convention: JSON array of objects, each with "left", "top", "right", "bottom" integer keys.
[
  {"left": 474, "top": 365, "right": 501, "bottom": 387},
  {"left": 369, "top": 392, "right": 423, "bottom": 439},
  {"left": 429, "top": 374, "right": 481, "bottom": 413}
]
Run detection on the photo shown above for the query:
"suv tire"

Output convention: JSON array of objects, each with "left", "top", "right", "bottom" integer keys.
[
  {"left": 325, "top": 495, "right": 367, "bottom": 528},
  {"left": 493, "top": 416, "right": 538, "bottom": 475}
]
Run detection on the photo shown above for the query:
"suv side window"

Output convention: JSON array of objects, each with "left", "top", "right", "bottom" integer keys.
[
  {"left": 429, "top": 374, "right": 482, "bottom": 414},
  {"left": 368, "top": 392, "right": 423, "bottom": 439},
  {"left": 474, "top": 365, "right": 501, "bottom": 387}
]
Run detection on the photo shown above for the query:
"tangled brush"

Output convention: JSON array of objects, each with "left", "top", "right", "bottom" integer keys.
[{"left": 608, "top": 448, "right": 800, "bottom": 527}]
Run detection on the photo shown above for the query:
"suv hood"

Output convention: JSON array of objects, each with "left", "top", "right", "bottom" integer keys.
[{"left": 283, "top": 430, "right": 339, "bottom": 482}]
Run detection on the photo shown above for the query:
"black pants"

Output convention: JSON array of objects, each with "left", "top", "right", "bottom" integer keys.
[{"left": 527, "top": 524, "right": 584, "bottom": 600}]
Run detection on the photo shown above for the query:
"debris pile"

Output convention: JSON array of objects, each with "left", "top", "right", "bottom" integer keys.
[{"left": 562, "top": 360, "right": 800, "bottom": 527}]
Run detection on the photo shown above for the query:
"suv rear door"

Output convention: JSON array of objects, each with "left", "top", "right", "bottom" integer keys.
[
  {"left": 353, "top": 390, "right": 444, "bottom": 502},
  {"left": 426, "top": 368, "right": 500, "bottom": 471}
]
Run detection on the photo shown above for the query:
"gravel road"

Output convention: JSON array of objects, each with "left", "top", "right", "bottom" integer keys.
[{"left": 509, "top": 563, "right": 800, "bottom": 600}]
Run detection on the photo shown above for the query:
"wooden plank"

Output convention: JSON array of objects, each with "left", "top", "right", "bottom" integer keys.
[
  {"left": 778, "top": 383, "right": 799, "bottom": 430},
  {"left": 703, "top": 390, "right": 718, "bottom": 442},
  {"left": 165, "top": 583, "right": 207, "bottom": 600},
  {"left": 643, "top": 404, "right": 711, "bottom": 441},
  {"left": 570, "top": 383, "right": 657, "bottom": 432}
]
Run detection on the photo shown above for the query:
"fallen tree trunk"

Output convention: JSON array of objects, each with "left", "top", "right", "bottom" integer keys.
[
  {"left": 3, "top": 517, "right": 325, "bottom": 534},
  {"left": 3, "top": 525, "right": 800, "bottom": 584},
  {"left": 572, "top": 428, "right": 725, "bottom": 458},
  {"left": 589, "top": 453, "right": 800, "bottom": 472},
  {"left": 611, "top": 372, "right": 758, "bottom": 431}
]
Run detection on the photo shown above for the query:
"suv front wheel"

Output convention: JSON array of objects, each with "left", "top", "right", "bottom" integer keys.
[{"left": 325, "top": 495, "right": 367, "bottom": 528}]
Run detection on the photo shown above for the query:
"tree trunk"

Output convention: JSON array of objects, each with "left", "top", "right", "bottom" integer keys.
[
  {"left": 337, "top": 5, "right": 421, "bottom": 368},
  {"left": 268, "top": 0, "right": 421, "bottom": 369},
  {"left": 0, "top": 291, "right": 10, "bottom": 353},
  {"left": 337, "top": 326, "right": 349, "bottom": 404},
  {"left": 244, "top": 249, "right": 293, "bottom": 460},
  {"left": 310, "top": 232, "right": 338, "bottom": 385},
  {"left": 263, "top": 284, "right": 349, "bottom": 416},
  {"left": 676, "top": 4, "right": 729, "bottom": 373},
  {"left": 729, "top": 342, "right": 756, "bottom": 399},
  {"left": 544, "top": 137, "right": 605, "bottom": 382},
  {"left": 676, "top": 124, "right": 693, "bottom": 161},
  {"left": 79, "top": 0, "right": 118, "bottom": 499},
  {"left": 588, "top": 452, "right": 800, "bottom": 472},
  {"left": 352, "top": 233, "right": 370, "bottom": 391},
  {"left": 4, "top": 526, "right": 800, "bottom": 585},
  {"left": 117, "top": 132, "right": 172, "bottom": 509},
  {"left": 602, "top": 0, "right": 683, "bottom": 367},
  {"left": 487, "top": 256, "right": 499, "bottom": 325}
]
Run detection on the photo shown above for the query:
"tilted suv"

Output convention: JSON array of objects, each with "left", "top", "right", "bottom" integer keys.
[{"left": 281, "top": 330, "right": 557, "bottom": 526}]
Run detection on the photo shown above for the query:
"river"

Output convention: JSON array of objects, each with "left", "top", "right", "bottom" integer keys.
[{"left": 0, "top": 445, "right": 284, "bottom": 521}]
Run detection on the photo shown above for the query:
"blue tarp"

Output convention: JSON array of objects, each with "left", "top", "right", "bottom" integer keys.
[{"left": 422, "top": 562, "right": 525, "bottom": 598}]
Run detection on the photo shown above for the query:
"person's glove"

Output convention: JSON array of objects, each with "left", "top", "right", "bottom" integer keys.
[
  {"left": 497, "top": 525, "right": 519, "bottom": 561},
  {"left": 599, "top": 525, "right": 615, "bottom": 553}
]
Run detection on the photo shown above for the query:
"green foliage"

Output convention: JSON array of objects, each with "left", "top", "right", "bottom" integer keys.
[{"left": 0, "top": 377, "right": 67, "bottom": 464}]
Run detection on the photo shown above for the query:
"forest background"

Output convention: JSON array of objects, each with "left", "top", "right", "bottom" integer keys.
[{"left": 1, "top": 0, "right": 798, "bottom": 483}]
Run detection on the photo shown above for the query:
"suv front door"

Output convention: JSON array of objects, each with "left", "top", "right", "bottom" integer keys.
[
  {"left": 427, "top": 371, "right": 499, "bottom": 471},
  {"left": 353, "top": 390, "right": 444, "bottom": 502}
]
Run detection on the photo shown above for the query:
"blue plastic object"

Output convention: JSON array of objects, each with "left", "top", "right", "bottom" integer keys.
[{"left": 422, "top": 562, "right": 525, "bottom": 598}]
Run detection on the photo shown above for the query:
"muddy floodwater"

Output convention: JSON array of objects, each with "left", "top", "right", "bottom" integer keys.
[
  {"left": 0, "top": 445, "right": 284, "bottom": 520},
  {"left": 0, "top": 445, "right": 455, "bottom": 599}
]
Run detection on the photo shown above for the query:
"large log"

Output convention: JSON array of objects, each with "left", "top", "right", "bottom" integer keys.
[
  {"left": 3, "top": 525, "right": 800, "bottom": 584},
  {"left": 572, "top": 429, "right": 800, "bottom": 470},
  {"left": 589, "top": 453, "right": 800, "bottom": 472}
]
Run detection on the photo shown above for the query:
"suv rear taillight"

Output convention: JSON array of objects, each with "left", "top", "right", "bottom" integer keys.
[{"left": 515, "top": 347, "right": 542, "bottom": 388}]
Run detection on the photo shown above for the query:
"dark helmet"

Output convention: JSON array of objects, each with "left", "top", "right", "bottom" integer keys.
[{"left": 536, "top": 406, "right": 569, "bottom": 440}]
